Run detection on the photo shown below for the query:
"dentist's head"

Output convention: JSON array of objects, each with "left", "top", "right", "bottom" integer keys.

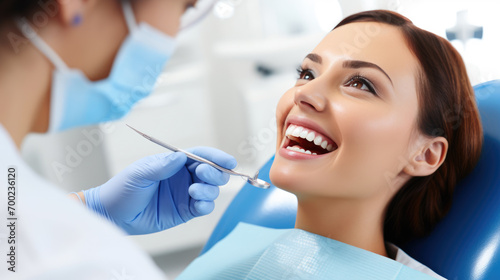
[{"left": 0, "top": 0, "right": 200, "bottom": 145}]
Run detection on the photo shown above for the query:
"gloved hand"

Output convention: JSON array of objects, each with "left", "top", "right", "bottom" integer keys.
[{"left": 83, "top": 147, "right": 237, "bottom": 235}]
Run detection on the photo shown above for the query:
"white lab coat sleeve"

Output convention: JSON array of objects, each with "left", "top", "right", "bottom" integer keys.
[{"left": 0, "top": 125, "right": 167, "bottom": 280}]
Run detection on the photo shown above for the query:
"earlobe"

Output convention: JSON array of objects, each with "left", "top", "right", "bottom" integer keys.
[
  {"left": 56, "top": 0, "right": 86, "bottom": 26},
  {"left": 71, "top": 14, "right": 83, "bottom": 26},
  {"left": 404, "top": 137, "right": 448, "bottom": 177}
]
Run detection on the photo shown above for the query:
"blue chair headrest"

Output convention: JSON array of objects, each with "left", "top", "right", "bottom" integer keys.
[
  {"left": 403, "top": 80, "right": 500, "bottom": 279},
  {"left": 202, "top": 80, "right": 500, "bottom": 280}
]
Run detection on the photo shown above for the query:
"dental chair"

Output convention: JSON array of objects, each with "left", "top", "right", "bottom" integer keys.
[{"left": 202, "top": 80, "right": 500, "bottom": 280}]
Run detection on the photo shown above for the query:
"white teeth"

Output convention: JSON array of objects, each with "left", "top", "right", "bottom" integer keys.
[
  {"left": 314, "top": 135, "right": 322, "bottom": 145},
  {"left": 286, "top": 146, "right": 314, "bottom": 155},
  {"left": 286, "top": 146, "right": 300, "bottom": 152},
  {"left": 306, "top": 132, "right": 315, "bottom": 142},
  {"left": 285, "top": 124, "right": 337, "bottom": 153},
  {"left": 292, "top": 126, "right": 303, "bottom": 137},
  {"left": 321, "top": 141, "right": 327, "bottom": 149},
  {"left": 299, "top": 130, "right": 308, "bottom": 138}
]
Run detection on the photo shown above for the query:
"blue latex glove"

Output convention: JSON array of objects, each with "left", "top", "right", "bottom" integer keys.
[{"left": 83, "top": 147, "right": 237, "bottom": 235}]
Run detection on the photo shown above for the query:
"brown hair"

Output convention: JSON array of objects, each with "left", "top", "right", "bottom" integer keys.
[
  {"left": 0, "top": 0, "right": 42, "bottom": 24},
  {"left": 334, "top": 10, "right": 483, "bottom": 245}
]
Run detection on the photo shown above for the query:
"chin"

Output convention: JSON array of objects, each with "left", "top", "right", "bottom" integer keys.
[{"left": 270, "top": 157, "right": 306, "bottom": 193}]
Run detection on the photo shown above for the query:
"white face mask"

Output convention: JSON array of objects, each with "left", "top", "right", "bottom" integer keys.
[{"left": 17, "top": 1, "right": 176, "bottom": 132}]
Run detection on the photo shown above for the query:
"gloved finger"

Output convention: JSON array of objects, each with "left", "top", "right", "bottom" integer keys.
[
  {"left": 195, "top": 164, "right": 230, "bottom": 185},
  {"left": 187, "top": 161, "right": 200, "bottom": 174},
  {"left": 130, "top": 152, "right": 187, "bottom": 183},
  {"left": 187, "top": 162, "right": 204, "bottom": 184},
  {"left": 187, "top": 147, "right": 237, "bottom": 170},
  {"left": 188, "top": 183, "right": 220, "bottom": 201},
  {"left": 190, "top": 200, "right": 215, "bottom": 217}
]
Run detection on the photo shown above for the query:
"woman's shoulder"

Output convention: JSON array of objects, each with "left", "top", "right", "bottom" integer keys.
[{"left": 386, "top": 243, "right": 447, "bottom": 280}]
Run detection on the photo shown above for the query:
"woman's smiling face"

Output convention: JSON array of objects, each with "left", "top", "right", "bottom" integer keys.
[{"left": 270, "top": 22, "right": 423, "bottom": 199}]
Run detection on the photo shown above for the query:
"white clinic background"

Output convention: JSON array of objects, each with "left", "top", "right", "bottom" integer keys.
[{"left": 20, "top": 0, "right": 500, "bottom": 277}]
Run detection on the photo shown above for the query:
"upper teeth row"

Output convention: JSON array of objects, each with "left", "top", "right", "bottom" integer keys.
[{"left": 285, "top": 124, "right": 334, "bottom": 152}]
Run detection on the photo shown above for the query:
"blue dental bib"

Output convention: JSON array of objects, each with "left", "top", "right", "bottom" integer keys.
[{"left": 178, "top": 223, "right": 438, "bottom": 280}]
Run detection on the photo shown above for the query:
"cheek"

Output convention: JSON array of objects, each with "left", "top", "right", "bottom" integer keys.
[
  {"left": 275, "top": 90, "right": 295, "bottom": 147},
  {"left": 337, "top": 106, "right": 415, "bottom": 183}
]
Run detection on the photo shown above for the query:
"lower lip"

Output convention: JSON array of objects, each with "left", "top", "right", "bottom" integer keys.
[{"left": 278, "top": 146, "right": 329, "bottom": 160}]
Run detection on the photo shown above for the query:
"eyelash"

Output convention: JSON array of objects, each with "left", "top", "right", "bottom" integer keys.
[
  {"left": 296, "top": 67, "right": 314, "bottom": 80},
  {"left": 345, "top": 75, "right": 377, "bottom": 95},
  {"left": 296, "top": 67, "right": 378, "bottom": 96}
]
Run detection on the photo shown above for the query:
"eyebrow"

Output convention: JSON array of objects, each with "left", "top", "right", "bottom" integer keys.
[
  {"left": 305, "top": 53, "right": 322, "bottom": 64},
  {"left": 304, "top": 53, "right": 393, "bottom": 85},
  {"left": 343, "top": 60, "right": 393, "bottom": 85}
]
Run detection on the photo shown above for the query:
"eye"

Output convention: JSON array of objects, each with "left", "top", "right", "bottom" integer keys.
[
  {"left": 344, "top": 75, "right": 377, "bottom": 95},
  {"left": 296, "top": 67, "right": 315, "bottom": 81}
]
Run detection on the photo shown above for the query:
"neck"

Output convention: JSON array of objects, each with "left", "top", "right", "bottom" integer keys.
[
  {"left": 295, "top": 195, "right": 389, "bottom": 257},
  {"left": 0, "top": 22, "right": 53, "bottom": 148}
]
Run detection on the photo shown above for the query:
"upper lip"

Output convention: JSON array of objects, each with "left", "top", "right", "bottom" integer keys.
[{"left": 283, "top": 115, "right": 339, "bottom": 148}]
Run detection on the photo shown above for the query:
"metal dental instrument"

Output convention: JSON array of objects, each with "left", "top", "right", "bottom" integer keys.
[{"left": 127, "top": 125, "right": 271, "bottom": 189}]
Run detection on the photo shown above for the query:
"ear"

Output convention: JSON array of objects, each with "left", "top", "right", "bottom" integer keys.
[
  {"left": 56, "top": 0, "right": 88, "bottom": 26},
  {"left": 403, "top": 136, "right": 448, "bottom": 177}
]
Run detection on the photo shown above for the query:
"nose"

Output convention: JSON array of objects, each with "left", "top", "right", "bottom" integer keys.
[{"left": 294, "top": 82, "right": 328, "bottom": 112}]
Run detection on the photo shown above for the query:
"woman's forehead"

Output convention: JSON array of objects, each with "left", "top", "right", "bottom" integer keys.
[
  {"left": 311, "top": 22, "right": 418, "bottom": 75},
  {"left": 309, "top": 22, "right": 419, "bottom": 98},
  {"left": 302, "top": 21, "right": 419, "bottom": 110}
]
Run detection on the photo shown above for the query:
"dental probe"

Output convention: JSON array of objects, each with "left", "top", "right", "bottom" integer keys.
[{"left": 127, "top": 125, "right": 271, "bottom": 189}]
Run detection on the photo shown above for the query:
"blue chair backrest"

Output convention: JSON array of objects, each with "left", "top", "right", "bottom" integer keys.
[{"left": 202, "top": 80, "right": 500, "bottom": 280}]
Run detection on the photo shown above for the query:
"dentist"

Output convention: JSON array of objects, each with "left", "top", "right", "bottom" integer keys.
[{"left": 0, "top": 0, "right": 234, "bottom": 279}]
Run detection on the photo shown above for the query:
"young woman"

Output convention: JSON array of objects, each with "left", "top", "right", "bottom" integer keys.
[{"left": 178, "top": 10, "right": 482, "bottom": 279}]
